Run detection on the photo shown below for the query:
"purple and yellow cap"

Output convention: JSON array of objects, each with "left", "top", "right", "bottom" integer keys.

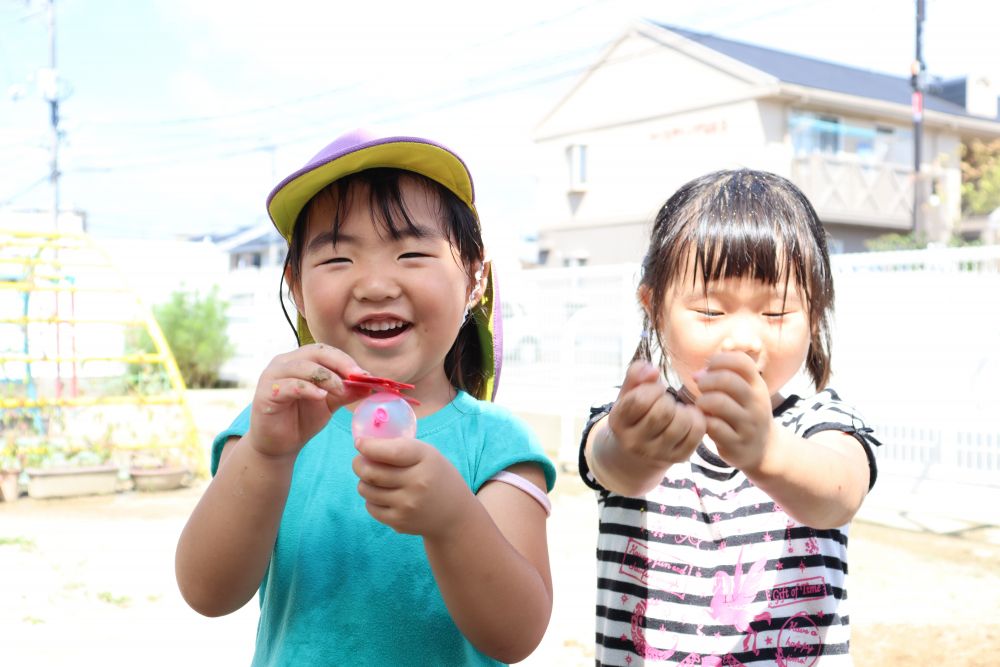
[{"left": 265, "top": 128, "right": 502, "bottom": 401}]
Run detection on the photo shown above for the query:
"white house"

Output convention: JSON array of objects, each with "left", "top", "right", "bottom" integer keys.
[{"left": 532, "top": 21, "right": 1000, "bottom": 264}]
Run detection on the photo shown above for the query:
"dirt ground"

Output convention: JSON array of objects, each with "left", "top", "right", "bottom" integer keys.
[{"left": 1, "top": 389, "right": 998, "bottom": 666}]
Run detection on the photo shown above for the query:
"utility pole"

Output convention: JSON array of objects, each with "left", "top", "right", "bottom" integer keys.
[
  {"left": 46, "top": 0, "right": 61, "bottom": 231},
  {"left": 910, "top": 0, "right": 926, "bottom": 238}
]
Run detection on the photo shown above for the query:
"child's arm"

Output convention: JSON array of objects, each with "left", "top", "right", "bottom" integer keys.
[
  {"left": 584, "top": 361, "right": 707, "bottom": 496},
  {"left": 353, "top": 440, "right": 551, "bottom": 663},
  {"left": 175, "top": 344, "right": 366, "bottom": 617},
  {"left": 695, "top": 351, "right": 870, "bottom": 528}
]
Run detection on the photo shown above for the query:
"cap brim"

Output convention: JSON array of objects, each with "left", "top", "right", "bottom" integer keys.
[{"left": 268, "top": 137, "right": 475, "bottom": 243}]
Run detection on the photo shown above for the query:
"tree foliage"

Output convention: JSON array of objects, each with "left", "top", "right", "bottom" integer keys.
[
  {"left": 153, "top": 287, "right": 235, "bottom": 388},
  {"left": 961, "top": 138, "right": 1000, "bottom": 215}
]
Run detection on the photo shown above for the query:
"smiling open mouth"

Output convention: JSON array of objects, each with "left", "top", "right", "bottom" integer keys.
[{"left": 356, "top": 319, "right": 412, "bottom": 340}]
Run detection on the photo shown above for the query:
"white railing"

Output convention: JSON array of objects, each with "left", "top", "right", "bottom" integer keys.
[
  {"left": 215, "top": 248, "right": 1000, "bottom": 482},
  {"left": 831, "top": 243, "right": 1000, "bottom": 273},
  {"left": 868, "top": 420, "right": 1000, "bottom": 485}
]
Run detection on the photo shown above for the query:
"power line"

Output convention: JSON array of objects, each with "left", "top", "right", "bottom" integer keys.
[
  {"left": 81, "top": 81, "right": 367, "bottom": 129},
  {"left": 77, "top": 0, "right": 839, "bottom": 142},
  {"left": 17, "top": 0, "right": 897, "bottom": 224},
  {"left": 69, "top": 2, "right": 852, "bottom": 174},
  {"left": 0, "top": 174, "right": 49, "bottom": 206},
  {"left": 78, "top": 4, "right": 616, "bottom": 131}
]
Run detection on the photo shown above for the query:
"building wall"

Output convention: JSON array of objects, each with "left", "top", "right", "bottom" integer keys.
[
  {"left": 532, "top": 29, "right": 979, "bottom": 265},
  {"left": 536, "top": 99, "right": 778, "bottom": 265}
]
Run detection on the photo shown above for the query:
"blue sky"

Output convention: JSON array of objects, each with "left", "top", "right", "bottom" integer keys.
[{"left": 1, "top": 0, "right": 998, "bottom": 249}]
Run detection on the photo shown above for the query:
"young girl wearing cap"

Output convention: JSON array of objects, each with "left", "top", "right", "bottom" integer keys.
[
  {"left": 175, "top": 129, "right": 555, "bottom": 665},
  {"left": 580, "top": 170, "right": 880, "bottom": 664}
]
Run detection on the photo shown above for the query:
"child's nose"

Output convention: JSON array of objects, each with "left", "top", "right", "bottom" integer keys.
[
  {"left": 721, "top": 320, "right": 762, "bottom": 358},
  {"left": 352, "top": 271, "right": 402, "bottom": 302}
]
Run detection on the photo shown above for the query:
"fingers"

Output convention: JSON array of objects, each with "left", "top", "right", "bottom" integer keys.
[
  {"left": 701, "top": 351, "right": 760, "bottom": 386},
  {"left": 265, "top": 377, "right": 328, "bottom": 404},
  {"left": 259, "top": 344, "right": 369, "bottom": 405},
  {"left": 354, "top": 436, "right": 423, "bottom": 468},
  {"left": 620, "top": 361, "right": 662, "bottom": 394},
  {"left": 613, "top": 362, "right": 670, "bottom": 430},
  {"left": 703, "top": 414, "right": 739, "bottom": 446},
  {"left": 612, "top": 382, "right": 705, "bottom": 465},
  {"left": 352, "top": 454, "right": 405, "bottom": 491},
  {"left": 658, "top": 403, "right": 707, "bottom": 457},
  {"left": 695, "top": 369, "right": 752, "bottom": 411}
]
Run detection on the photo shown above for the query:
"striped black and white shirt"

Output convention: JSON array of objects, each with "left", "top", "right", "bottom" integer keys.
[{"left": 579, "top": 388, "right": 880, "bottom": 666}]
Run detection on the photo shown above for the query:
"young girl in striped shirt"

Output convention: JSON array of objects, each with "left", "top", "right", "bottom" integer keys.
[{"left": 581, "top": 169, "right": 880, "bottom": 665}]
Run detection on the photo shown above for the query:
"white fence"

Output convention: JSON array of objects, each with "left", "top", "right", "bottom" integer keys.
[
  {"left": 493, "top": 246, "right": 1000, "bottom": 485},
  {"left": 215, "top": 247, "right": 1000, "bottom": 487}
]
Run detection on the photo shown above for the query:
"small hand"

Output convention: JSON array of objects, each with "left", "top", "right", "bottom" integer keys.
[
  {"left": 607, "top": 361, "right": 706, "bottom": 466},
  {"left": 694, "top": 351, "right": 775, "bottom": 472},
  {"left": 353, "top": 436, "right": 474, "bottom": 537},
  {"left": 247, "top": 343, "right": 369, "bottom": 459}
]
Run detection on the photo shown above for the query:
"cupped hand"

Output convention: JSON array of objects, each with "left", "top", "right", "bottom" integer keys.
[
  {"left": 247, "top": 343, "right": 369, "bottom": 459},
  {"left": 607, "top": 361, "right": 706, "bottom": 466},
  {"left": 352, "top": 436, "right": 474, "bottom": 538},
  {"left": 693, "top": 351, "right": 776, "bottom": 472}
]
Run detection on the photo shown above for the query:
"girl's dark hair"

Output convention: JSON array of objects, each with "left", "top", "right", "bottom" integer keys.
[
  {"left": 634, "top": 169, "right": 835, "bottom": 389},
  {"left": 282, "top": 168, "right": 487, "bottom": 398}
]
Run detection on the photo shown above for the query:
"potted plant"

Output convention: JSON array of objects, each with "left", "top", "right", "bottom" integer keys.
[
  {"left": 0, "top": 436, "right": 21, "bottom": 502},
  {"left": 23, "top": 435, "right": 119, "bottom": 500},
  {"left": 129, "top": 449, "right": 190, "bottom": 492}
]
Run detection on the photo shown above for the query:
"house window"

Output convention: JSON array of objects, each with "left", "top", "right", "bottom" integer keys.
[
  {"left": 563, "top": 250, "right": 589, "bottom": 267},
  {"left": 816, "top": 115, "right": 840, "bottom": 153},
  {"left": 790, "top": 111, "right": 842, "bottom": 155},
  {"left": 873, "top": 126, "right": 913, "bottom": 166},
  {"left": 791, "top": 112, "right": 913, "bottom": 165},
  {"left": 566, "top": 144, "right": 588, "bottom": 192},
  {"left": 230, "top": 252, "right": 263, "bottom": 269}
]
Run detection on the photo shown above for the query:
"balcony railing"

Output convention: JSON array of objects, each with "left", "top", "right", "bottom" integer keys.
[{"left": 790, "top": 153, "right": 927, "bottom": 229}]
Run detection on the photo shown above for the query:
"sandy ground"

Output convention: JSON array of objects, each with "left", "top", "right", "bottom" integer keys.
[{"left": 1, "top": 389, "right": 998, "bottom": 666}]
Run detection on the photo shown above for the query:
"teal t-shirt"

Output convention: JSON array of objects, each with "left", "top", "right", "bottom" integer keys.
[{"left": 211, "top": 391, "right": 556, "bottom": 666}]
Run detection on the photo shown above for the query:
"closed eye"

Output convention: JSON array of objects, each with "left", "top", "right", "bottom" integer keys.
[
  {"left": 764, "top": 312, "right": 791, "bottom": 318},
  {"left": 320, "top": 257, "right": 351, "bottom": 265},
  {"left": 693, "top": 309, "right": 723, "bottom": 317},
  {"left": 399, "top": 252, "right": 431, "bottom": 260}
]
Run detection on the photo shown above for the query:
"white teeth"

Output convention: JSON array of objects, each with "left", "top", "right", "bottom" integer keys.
[{"left": 358, "top": 319, "right": 406, "bottom": 332}]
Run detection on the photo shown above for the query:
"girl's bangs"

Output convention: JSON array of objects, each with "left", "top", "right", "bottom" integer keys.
[{"left": 687, "top": 215, "right": 811, "bottom": 297}]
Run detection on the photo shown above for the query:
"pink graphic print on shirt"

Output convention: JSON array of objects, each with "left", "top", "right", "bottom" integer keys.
[
  {"left": 710, "top": 547, "right": 767, "bottom": 631},
  {"left": 630, "top": 599, "right": 679, "bottom": 661},
  {"left": 710, "top": 546, "right": 774, "bottom": 655}
]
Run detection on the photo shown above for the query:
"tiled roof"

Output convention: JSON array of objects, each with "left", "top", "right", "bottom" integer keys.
[{"left": 658, "top": 23, "right": 990, "bottom": 119}]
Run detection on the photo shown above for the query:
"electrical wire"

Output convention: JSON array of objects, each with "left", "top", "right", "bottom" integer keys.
[
  {"left": 7, "top": 1, "right": 901, "bottom": 211},
  {"left": 0, "top": 175, "right": 50, "bottom": 206}
]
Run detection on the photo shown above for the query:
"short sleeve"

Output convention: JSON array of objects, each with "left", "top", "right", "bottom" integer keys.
[
  {"left": 470, "top": 410, "right": 556, "bottom": 493},
  {"left": 578, "top": 402, "right": 614, "bottom": 492},
  {"left": 779, "top": 388, "right": 883, "bottom": 490},
  {"left": 210, "top": 404, "right": 252, "bottom": 476}
]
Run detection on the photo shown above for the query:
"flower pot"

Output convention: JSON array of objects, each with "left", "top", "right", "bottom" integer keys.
[
  {"left": 25, "top": 465, "right": 119, "bottom": 499},
  {"left": 130, "top": 466, "right": 188, "bottom": 492},
  {"left": 0, "top": 469, "right": 21, "bottom": 502}
]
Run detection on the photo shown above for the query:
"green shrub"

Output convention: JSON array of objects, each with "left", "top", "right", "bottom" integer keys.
[{"left": 153, "top": 287, "right": 235, "bottom": 388}]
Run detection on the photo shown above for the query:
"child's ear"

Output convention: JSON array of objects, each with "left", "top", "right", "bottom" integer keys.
[
  {"left": 637, "top": 284, "right": 653, "bottom": 318},
  {"left": 468, "top": 260, "right": 488, "bottom": 305}
]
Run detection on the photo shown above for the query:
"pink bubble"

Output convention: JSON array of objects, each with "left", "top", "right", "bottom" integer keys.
[{"left": 351, "top": 392, "right": 417, "bottom": 439}]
